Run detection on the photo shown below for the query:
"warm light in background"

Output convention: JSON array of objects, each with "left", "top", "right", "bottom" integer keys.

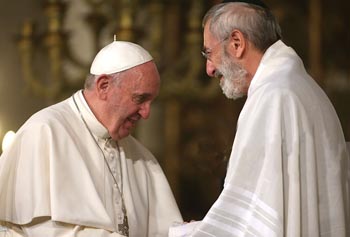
[{"left": 2, "top": 130, "right": 16, "bottom": 152}]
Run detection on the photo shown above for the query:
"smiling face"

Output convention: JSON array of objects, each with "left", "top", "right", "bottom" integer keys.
[
  {"left": 203, "top": 23, "right": 249, "bottom": 100},
  {"left": 102, "top": 61, "right": 160, "bottom": 140}
]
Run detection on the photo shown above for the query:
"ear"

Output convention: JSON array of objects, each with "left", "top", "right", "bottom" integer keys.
[
  {"left": 229, "top": 30, "right": 246, "bottom": 58},
  {"left": 95, "top": 74, "right": 112, "bottom": 100}
]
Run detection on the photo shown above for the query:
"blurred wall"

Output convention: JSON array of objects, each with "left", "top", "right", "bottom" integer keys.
[
  {"left": 0, "top": 1, "right": 45, "bottom": 146},
  {"left": 0, "top": 0, "right": 349, "bottom": 221}
]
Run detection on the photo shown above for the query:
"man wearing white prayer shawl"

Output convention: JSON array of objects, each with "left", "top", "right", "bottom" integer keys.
[
  {"left": 0, "top": 40, "right": 183, "bottom": 237},
  {"left": 169, "top": 1, "right": 349, "bottom": 236}
]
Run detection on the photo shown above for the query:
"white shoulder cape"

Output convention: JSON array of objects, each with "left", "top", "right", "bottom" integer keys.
[{"left": 0, "top": 92, "right": 182, "bottom": 236}]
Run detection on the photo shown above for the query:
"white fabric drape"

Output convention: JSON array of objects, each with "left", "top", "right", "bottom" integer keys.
[{"left": 169, "top": 41, "right": 349, "bottom": 237}]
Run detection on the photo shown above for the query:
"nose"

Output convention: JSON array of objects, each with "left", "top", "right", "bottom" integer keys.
[
  {"left": 206, "top": 60, "right": 216, "bottom": 77},
  {"left": 139, "top": 102, "right": 151, "bottom": 119}
]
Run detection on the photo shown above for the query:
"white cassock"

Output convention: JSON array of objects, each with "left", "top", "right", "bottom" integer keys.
[
  {"left": 169, "top": 40, "right": 350, "bottom": 237},
  {"left": 0, "top": 90, "right": 183, "bottom": 237}
]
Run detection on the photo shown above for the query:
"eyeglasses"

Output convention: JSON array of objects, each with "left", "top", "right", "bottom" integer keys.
[{"left": 201, "top": 36, "right": 230, "bottom": 60}]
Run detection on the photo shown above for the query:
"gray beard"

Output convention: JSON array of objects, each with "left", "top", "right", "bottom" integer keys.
[{"left": 217, "top": 53, "right": 248, "bottom": 100}]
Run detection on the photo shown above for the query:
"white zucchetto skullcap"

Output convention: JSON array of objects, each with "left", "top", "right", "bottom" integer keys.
[{"left": 90, "top": 40, "right": 153, "bottom": 75}]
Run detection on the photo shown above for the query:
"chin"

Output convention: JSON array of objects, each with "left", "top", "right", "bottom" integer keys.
[{"left": 118, "top": 129, "right": 132, "bottom": 140}]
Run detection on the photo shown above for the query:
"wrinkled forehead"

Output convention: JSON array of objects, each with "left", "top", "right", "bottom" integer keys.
[{"left": 119, "top": 61, "right": 160, "bottom": 91}]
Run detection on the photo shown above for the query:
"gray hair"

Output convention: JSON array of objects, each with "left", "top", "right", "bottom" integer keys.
[
  {"left": 84, "top": 74, "right": 96, "bottom": 89},
  {"left": 202, "top": 3, "right": 282, "bottom": 52}
]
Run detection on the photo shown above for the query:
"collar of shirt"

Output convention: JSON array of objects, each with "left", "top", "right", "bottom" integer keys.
[{"left": 72, "top": 90, "right": 111, "bottom": 139}]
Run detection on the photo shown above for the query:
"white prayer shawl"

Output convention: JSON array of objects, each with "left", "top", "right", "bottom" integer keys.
[
  {"left": 0, "top": 91, "right": 183, "bottom": 236},
  {"left": 173, "top": 40, "right": 349, "bottom": 237}
]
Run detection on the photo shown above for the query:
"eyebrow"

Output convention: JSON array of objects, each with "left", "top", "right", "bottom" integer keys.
[{"left": 132, "top": 93, "right": 153, "bottom": 102}]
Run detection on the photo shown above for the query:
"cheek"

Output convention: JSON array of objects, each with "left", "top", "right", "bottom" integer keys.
[
  {"left": 125, "top": 102, "right": 141, "bottom": 115},
  {"left": 115, "top": 106, "right": 139, "bottom": 126},
  {"left": 108, "top": 98, "right": 129, "bottom": 115}
]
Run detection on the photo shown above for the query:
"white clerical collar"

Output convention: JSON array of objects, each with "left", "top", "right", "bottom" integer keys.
[{"left": 72, "top": 90, "right": 110, "bottom": 139}]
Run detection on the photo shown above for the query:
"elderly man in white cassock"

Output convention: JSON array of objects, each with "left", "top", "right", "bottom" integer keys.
[
  {"left": 169, "top": 0, "right": 349, "bottom": 236},
  {"left": 0, "top": 40, "right": 183, "bottom": 237}
]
